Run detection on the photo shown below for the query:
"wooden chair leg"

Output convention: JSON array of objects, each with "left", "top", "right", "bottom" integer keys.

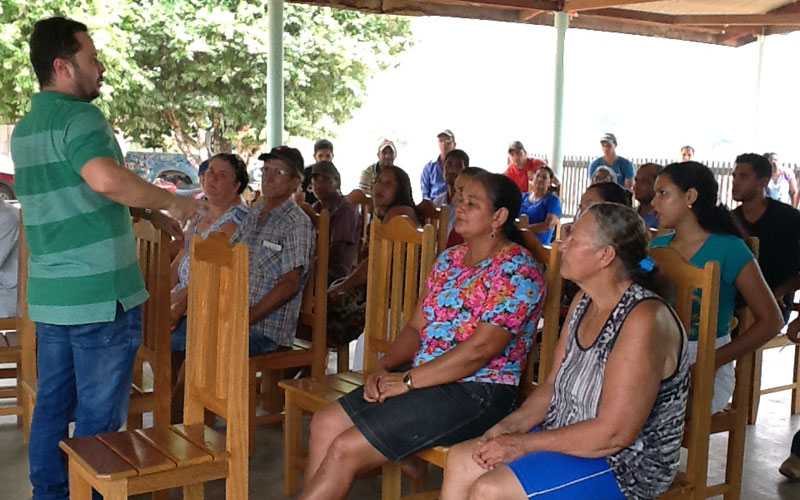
[
  {"left": 748, "top": 348, "right": 763, "bottom": 425},
  {"left": 793, "top": 345, "right": 800, "bottom": 415},
  {"left": 337, "top": 344, "right": 349, "bottom": 373},
  {"left": 723, "top": 422, "right": 746, "bottom": 500},
  {"left": 21, "top": 388, "right": 32, "bottom": 444},
  {"left": 249, "top": 364, "right": 258, "bottom": 456},
  {"left": 284, "top": 395, "right": 302, "bottom": 495},
  {"left": 381, "top": 461, "right": 402, "bottom": 500},
  {"left": 68, "top": 463, "right": 93, "bottom": 499}
]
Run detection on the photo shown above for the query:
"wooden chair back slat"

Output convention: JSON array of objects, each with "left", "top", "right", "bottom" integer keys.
[
  {"left": 296, "top": 203, "right": 330, "bottom": 380},
  {"left": 362, "top": 217, "right": 435, "bottom": 372},
  {"left": 649, "top": 246, "right": 720, "bottom": 500},
  {"left": 416, "top": 200, "right": 449, "bottom": 255},
  {"left": 131, "top": 220, "right": 172, "bottom": 427},
  {"left": 346, "top": 189, "right": 372, "bottom": 256},
  {"left": 184, "top": 232, "right": 249, "bottom": 432}
]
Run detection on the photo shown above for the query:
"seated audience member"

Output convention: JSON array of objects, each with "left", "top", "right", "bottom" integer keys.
[
  {"left": 732, "top": 153, "right": 800, "bottom": 325},
  {"left": 561, "top": 181, "right": 632, "bottom": 240},
  {"left": 297, "top": 139, "right": 334, "bottom": 205},
  {"left": 505, "top": 140, "right": 545, "bottom": 193},
  {"left": 446, "top": 166, "right": 489, "bottom": 248},
  {"left": 170, "top": 153, "right": 250, "bottom": 341},
  {"left": 0, "top": 199, "right": 19, "bottom": 317},
  {"left": 421, "top": 129, "right": 455, "bottom": 200},
  {"left": 302, "top": 173, "right": 545, "bottom": 499},
  {"left": 519, "top": 166, "right": 561, "bottom": 245},
  {"left": 326, "top": 166, "right": 420, "bottom": 348},
  {"left": 433, "top": 149, "right": 469, "bottom": 235},
  {"left": 591, "top": 165, "right": 616, "bottom": 185},
  {"left": 781, "top": 429, "right": 800, "bottom": 480},
  {"left": 359, "top": 139, "right": 396, "bottom": 197},
  {"left": 681, "top": 145, "right": 694, "bottom": 162},
  {"left": 310, "top": 160, "right": 361, "bottom": 283},
  {"left": 634, "top": 162, "right": 663, "bottom": 228},
  {"left": 764, "top": 152, "right": 798, "bottom": 207},
  {"left": 441, "top": 202, "right": 688, "bottom": 500},
  {"left": 588, "top": 133, "right": 634, "bottom": 188},
  {"left": 651, "top": 161, "right": 782, "bottom": 413}
]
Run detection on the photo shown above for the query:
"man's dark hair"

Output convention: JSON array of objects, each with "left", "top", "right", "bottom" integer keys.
[
  {"left": 736, "top": 153, "right": 771, "bottom": 180},
  {"left": 30, "top": 17, "right": 88, "bottom": 87},
  {"left": 445, "top": 149, "right": 470, "bottom": 168},
  {"left": 314, "top": 139, "right": 333, "bottom": 153}
]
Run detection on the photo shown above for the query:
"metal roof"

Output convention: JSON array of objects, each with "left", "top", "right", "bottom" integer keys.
[{"left": 294, "top": 0, "right": 800, "bottom": 46}]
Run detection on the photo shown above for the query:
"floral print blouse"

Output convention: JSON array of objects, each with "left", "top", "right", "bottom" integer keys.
[{"left": 413, "top": 242, "right": 545, "bottom": 386}]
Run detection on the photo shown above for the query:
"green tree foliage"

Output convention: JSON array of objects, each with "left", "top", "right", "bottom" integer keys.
[{"left": 0, "top": 0, "right": 412, "bottom": 161}]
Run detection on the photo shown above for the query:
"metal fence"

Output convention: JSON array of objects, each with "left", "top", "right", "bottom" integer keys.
[{"left": 534, "top": 154, "right": 800, "bottom": 217}]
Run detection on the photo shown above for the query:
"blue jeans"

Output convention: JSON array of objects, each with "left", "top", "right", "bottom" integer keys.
[
  {"left": 28, "top": 303, "right": 142, "bottom": 500},
  {"left": 171, "top": 316, "right": 278, "bottom": 356}
]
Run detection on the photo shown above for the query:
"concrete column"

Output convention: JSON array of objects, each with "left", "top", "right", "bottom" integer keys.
[
  {"left": 551, "top": 11, "right": 569, "bottom": 178},
  {"left": 267, "top": 0, "right": 284, "bottom": 148}
]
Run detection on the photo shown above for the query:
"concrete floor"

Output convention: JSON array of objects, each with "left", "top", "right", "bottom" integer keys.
[{"left": 2, "top": 346, "right": 800, "bottom": 499}]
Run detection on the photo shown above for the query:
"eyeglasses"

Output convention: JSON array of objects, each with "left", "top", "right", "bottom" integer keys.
[{"left": 261, "top": 166, "right": 294, "bottom": 178}]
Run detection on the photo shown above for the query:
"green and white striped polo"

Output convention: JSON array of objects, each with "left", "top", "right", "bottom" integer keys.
[{"left": 10, "top": 91, "right": 147, "bottom": 325}]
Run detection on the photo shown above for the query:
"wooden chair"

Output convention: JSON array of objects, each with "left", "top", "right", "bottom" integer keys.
[
  {"left": 126, "top": 220, "right": 172, "bottom": 429},
  {"left": 380, "top": 231, "right": 564, "bottom": 500},
  {"left": 345, "top": 188, "right": 372, "bottom": 256},
  {"left": 416, "top": 199, "right": 449, "bottom": 254},
  {"left": 59, "top": 232, "right": 250, "bottom": 499},
  {"left": 17, "top": 222, "right": 37, "bottom": 444},
  {"left": 0, "top": 317, "right": 22, "bottom": 424},
  {"left": 649, "top": 246, "right": 720, "bottom": 500},
  {"left": 247, "top": 203, "right": 329, "bottom": 453},
  {"left": 278, "top": 216, "right": 436, "bottom": 494},
  {"left": 748, "top": 292, "right": 800, "bottom": 424}
]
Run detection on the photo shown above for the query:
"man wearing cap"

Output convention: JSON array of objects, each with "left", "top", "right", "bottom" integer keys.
[
  {"left": 588, "top": 133, "right": 635, "bottom": 188},
  {"left": 505, "top": 140, "right": 546, "bottom": 193},
  {"left": 433, "top": 149, "right": 469, "bottom": 235},
  {"left": 311, "top": 161, "right": 361, "bottom": 283},
  {"left": 420, "top": 129, "right": 455, "bottom": 199},
  {"left": 359, "top": 139, "right": 397, "bottom": 196},
  {"left": 233, "top": 146, "right": 315, "bottom": 352},
  {"left": 298, "top": 139, "right": 335, "bottom": 205}
]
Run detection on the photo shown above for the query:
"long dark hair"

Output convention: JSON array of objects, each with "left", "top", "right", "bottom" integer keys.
[
  {"left": 660, "top": 162, "right": 744, "bottom": 239},
  {"left": 378, "top": 166, "right": 417, "bottom": 219},
  {"left": 587, "top": 202, "right": 666, "bottom": 296},
  {"left": 470, "top": 172, "right": 524, "bottom": 246}
]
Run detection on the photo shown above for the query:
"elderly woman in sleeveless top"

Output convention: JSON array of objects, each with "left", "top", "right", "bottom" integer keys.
[
  {"left": 300, "top": 174, "right": 545, "bottom": 500},
  {"left": 442, "top": 203, "right": 689, "bottom": 500}
]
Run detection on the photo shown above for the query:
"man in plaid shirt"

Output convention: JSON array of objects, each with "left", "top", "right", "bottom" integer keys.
[{"left": 233, "top": 146, "right": 315, "bottom": 353}]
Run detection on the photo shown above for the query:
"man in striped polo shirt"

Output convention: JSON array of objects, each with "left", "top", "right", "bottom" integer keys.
[{"left": 10, "top": 17, "right": 203, "bottom": 500}]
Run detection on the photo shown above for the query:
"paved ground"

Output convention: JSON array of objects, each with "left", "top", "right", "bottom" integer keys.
[{"left": 2, "top": 345, "right": 800, "bottom": 499}]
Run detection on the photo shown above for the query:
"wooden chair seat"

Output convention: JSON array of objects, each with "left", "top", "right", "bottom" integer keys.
[
  {"left": 0, "top": 325, "right": 22, "bottom": 421},
  {"left": 60, "top": 232, "right": 250, "bottom": 499}
]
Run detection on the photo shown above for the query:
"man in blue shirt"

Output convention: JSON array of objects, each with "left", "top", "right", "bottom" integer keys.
[
  {"left": 420, "top": 129, "right": 455, "bottom": 199},
  {"left": 587, "top": 133, "right": 634, "bottom": 188}
]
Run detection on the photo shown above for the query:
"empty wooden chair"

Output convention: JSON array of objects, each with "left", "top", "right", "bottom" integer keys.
[
  {"left": 59, "top": 232, "right": 250, "bottom": 499},
  {"left": 17, "top": 222, "right": 37, "bottom": 444},
  {"left": 278, "top": 216, "right": 435, "bottom": 494},
  {"left": 0, "top": 317, "right": 22, "bottom": 424},
  {"left": 650, "top": 246, "right": 720, "bottom": 500},
  {"left": 380, "top": 231, "right": 564, "bottom": 500},
  {"left": 247, "top": 203, "right": 329, "bottom": 453},
  {"left": 126, "top": 220, "right": 172, "bottom": 429}
]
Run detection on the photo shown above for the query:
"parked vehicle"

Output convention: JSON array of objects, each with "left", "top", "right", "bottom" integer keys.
[{"left": 125, "top": 151, "right": 203, "bottom": 198}]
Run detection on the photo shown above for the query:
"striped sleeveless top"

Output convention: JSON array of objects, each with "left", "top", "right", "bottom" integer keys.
[{"left": 543, "top": 283, "right": 689, "bottom": 499}]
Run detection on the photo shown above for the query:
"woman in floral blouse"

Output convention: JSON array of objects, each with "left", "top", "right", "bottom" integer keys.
[{"left": 299, "top": 173, "right": 546, "bottom": 500}]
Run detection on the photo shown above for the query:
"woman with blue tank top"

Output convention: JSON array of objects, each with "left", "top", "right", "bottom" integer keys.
[
  {"left": 650, "top": 161, "right": 782, "bottom": 414},
  {"left": 442, "top": 203, "right": 690, "bottom": 500}
]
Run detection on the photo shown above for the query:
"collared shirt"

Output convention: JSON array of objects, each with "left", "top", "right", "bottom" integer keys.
[
  {"left": 504, "top": 158, "right": 545, "bottom": 193},
  {"left": 432, "top": 190, "right": 457, "bottom": 235},
  {"left": 233, "top": 197, "right": 315, "bottom": 347},
  {"left": 0, "top": 200, "right": 19, "bottom": 317},
  {"left": 10, "top": 91, "right": 147, "bottom": 325},
  {"left": 421, "top": 157, "right": 447, "bottom": 199},
  {"left": 313, "top": 195, "right": 361, "bottom": 281},
  {"left": 359, "top": 163, "right": 381, "bottom": 196}
]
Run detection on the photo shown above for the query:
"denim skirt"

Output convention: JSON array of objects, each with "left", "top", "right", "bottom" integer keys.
[{"left": 338, "top": 381, "right": 517, "bottom": 461}]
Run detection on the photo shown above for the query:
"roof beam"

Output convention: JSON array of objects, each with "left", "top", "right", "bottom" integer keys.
[
  {"left": 676, "top": 14, "right": 800, "bottom": 27},
  {"left": 421, "top": 0, "right": 559, "bottom": 11},
  {"left": 562, "top": 0, "right": 661, "bottom": 12},
  {"left": 518, "top": 8, "right": 544, "bottom": 21}
]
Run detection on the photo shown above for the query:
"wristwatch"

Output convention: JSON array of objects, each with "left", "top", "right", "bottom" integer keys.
[
  {"left": 402, "top": 370, "right": 415, "bottom": 391},
  {"left": 143, "top": 208, "right": 153, "bottom": 219}
]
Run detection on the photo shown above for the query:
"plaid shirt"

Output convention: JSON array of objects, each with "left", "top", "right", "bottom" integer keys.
[{"left": 233, "top": 197, "right": 315, "bottom": 347}]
